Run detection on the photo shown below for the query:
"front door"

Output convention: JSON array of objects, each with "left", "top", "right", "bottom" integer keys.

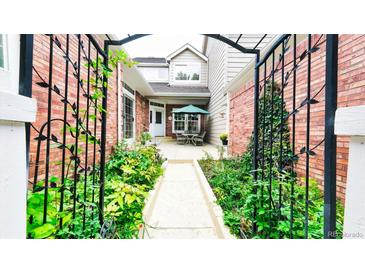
[{"left": 149, "top": 108, "right": 164, "bottom": 137}]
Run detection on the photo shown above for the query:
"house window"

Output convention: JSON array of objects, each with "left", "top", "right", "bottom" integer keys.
[
  {"left": 187, "top": 114, "right": 199, "bottom": 132},
  {"left": 155, "top": 111, "right": 162, "bottom": 124},
  {"left": 174, "top": 63, "right": 201, "bottom": 82},
  {"left": 172, "top": 110, "right": 201, "bottom": 133},
  {"left": 123, "top": 96, "right": 134, "bottom": 139},
  {"left": 0, "top": 34, "right": 7, "bottom": 69},
  {"left": 173, "top": 113, "right": 185, "bottom": 132}
]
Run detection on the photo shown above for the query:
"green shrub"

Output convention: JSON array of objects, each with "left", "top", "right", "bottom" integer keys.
[
  {"left": 104, "top": 144, "right": 164, "bottom": 238},
  {"left": 139, "top": 132, "right": 152, "bottom": 145},
  {"left": 27, "top": 143, "right": 164, "bottom": 239},
  {"left": 199, "top": 82, "right": 344, "bottom": 239}
]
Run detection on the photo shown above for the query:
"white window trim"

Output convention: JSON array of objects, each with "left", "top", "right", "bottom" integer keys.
[
  {"left": 0, "top": 34, "right": 9, "bottom": 71},
  {"left": 123, "top": 86, "right": 136, "bottom": 140},
  {"left": 173, "top": 62, "right": 201, "bottom": 84},
  {"left": 172, "top": 109, "right": 201, "bottom": 134}
]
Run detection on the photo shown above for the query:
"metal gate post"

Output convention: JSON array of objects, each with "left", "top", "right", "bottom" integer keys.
[
  {"left": 99, "top": 41, "right": 109, "bottom": 225},
  {"left": 252, "top": 52, "right": 260, "bottom": 233},
  {"left": 19, "top": 34, "right": 34, "bottom": 175},
  {"left": 324, "top": 34, "right": 338, "bottom": 239}
]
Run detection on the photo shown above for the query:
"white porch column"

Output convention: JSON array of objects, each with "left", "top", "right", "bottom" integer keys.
[
  {"left": 0, "top": 34, "right": 37, "bottom": 238},
  {"left": 335, "top": 105, "right": 365, "bottom": 239}
]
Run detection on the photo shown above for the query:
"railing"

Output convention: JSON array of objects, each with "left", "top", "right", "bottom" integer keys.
[
  {"left": 26, "top": 34, "right": 109, "bottom": 238},
  {"left": 252, "top": 34, "right": 338, "bottom": 238}
]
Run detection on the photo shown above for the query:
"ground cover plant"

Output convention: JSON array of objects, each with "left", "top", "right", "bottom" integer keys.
[
  {"left": 199, "top": 82, "right": 344, "bottom": 239},
  {"left": 27, "top": 141, "right": 164, "bottom": 239}
]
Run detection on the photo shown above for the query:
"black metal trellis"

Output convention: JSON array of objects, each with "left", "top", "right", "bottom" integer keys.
[
  {"left": 25, "top": 34, "right": 109, "bottom": 238},
  {"left": 22, "top": 33, "right": 339, "bottom": 239},
  {"left": 23, "top": 33, "right": 268, "bottom": 238},
  {"left": 252, "top": 34, "right": 338, "bottom": 238}
]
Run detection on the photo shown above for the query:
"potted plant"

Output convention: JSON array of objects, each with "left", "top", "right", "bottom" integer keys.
[
  {"left": 139, "top": 132, "right": 152, "bottom": 145},
  {"left": 219, "top": 133, "right": 228, "bottom": 146}
]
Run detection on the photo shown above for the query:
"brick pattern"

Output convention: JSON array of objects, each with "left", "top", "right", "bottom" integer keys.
[
  {"left": 135, "top": 90, "right": 150, "bottom": 138},
  {"left": 29, "top": 34, "right": 118, "bottom": 183},
  {"left": 229, "top": 34, "right": 365, "bottom": 202}
]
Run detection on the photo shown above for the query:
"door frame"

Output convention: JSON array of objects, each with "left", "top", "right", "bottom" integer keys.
[{"left": 149, "top": 101, "right": 166, "bottom": 137}]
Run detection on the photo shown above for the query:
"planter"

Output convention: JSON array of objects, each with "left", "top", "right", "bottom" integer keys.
[{"left": 221, "top": 139, "right": 228, "bottom": 146}]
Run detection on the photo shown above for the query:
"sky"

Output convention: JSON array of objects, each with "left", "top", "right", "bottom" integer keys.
[{"left": 119, "top": 34, "right": 204, "bottom": 58}]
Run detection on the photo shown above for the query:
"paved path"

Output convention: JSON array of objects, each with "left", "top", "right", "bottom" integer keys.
[{"left": 142, "top": 161, "right": 222, "bottom": 239}]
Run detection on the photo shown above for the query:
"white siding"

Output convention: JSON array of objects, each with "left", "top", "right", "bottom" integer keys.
[
  {"left": 169, "top": 49, "right": 208, "bottom": 86},
  {"left": 205, "top": 34, "right": 277, "bottom": 145},
  {"left": 205, "top": 38, "right": 228, "bottom": 145},
  {"left": 226, "top": 34, "right": 277, "bottom": 82}
]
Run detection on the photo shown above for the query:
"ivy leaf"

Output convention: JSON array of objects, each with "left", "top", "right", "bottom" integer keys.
[
  {"left": 308, "top": 99, "right": 319, "bottom": 105},
  {"left": 36, "top": 82, "right": 49, "bottom": 88},
  {"left": 32, "top": 223, "right": 55, "bottom": 239},
  {"left": 54, "top": 36, "right": 62, "bottom": 48},
  {"left": 51, "top": 134, "right": 58, "bottom": 143},
  {"left": 309, "top": 46, "right": 320, "bottom": 54},
  {"left": 35, "top": 135, "right": 47, "bottom": 141},
  {"left": 299, "top": 50, "right": 307, "bottom": 61},
  {"left": 53, "top": 85, "right": 60, "bottom": 94},
  {"left": 300, "top": 147, "right": 306, "bottom": 154}
]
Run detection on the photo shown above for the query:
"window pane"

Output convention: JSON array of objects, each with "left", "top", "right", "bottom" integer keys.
[
  {"left": 155, "top": 111, "right": 162, "bottom": 124},
  {"left": 174, "top": 121, "right": 185, "bottom": 131},
  {"left": 174, "top": 63, "right": 201, "bottom": 81},
  {"left": 124, "top": 96, "right": 134, "bottom": 139}
]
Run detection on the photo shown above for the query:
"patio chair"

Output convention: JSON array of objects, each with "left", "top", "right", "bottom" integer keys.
[
  {"left": 193, "top": 131, "right": 206, "bottom": 146},
  {"left": 176, "top": 133, "right": 187, "bottom": 145}
]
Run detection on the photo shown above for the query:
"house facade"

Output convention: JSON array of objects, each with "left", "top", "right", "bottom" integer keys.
[
  {"left": 202, "top": 34, "right": 277, "bottom": 145},
  {"left": 133, "top": 44, "right": 210, "bottom": 139}
]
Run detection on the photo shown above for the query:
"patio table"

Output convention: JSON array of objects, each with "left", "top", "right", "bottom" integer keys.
[{"left": 182, "top": 133, "right": 198, "bottom": 145}]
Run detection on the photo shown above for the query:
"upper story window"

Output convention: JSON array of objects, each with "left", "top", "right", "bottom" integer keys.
[
  {"left": 0, "top": 34, "right": 7, "bottom": 69},
  {"left": 174, "top": 63, "right": 201, "bottom": 82}
]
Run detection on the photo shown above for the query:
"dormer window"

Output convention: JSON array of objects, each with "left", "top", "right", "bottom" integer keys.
[{"left": 174, "top": 63, "right": 201, "bottom": 82}]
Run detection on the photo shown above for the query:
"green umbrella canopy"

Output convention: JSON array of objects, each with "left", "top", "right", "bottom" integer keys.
[{"left": 172, "top": 104, "right": 210, "bottom": 115}]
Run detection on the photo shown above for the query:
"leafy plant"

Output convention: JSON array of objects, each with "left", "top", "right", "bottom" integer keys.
[
  {"left": 199, "top": 82, "right": 344, "bottom": 239},
  {"left": 27, "top": 35, "right": 147, "bottom": 239},
  {"left": 103, "top": 144, "right": 164, "bottom": 238},
  {"left": 219, "top": 133, "right": 228, "bottom": 141},
  {"left": 139, "top": 132, "right": 152, "bottom": 146}
]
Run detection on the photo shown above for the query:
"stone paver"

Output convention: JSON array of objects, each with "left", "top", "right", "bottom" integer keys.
[
  {"left": 156, "top": 140, "right": 225, "bottom": 160},
  {"left": 143, "top": 162, "right": 220, "bottom": 239},
  {"left": 142, "top": 141, "right": 232, "bottom": 239}
]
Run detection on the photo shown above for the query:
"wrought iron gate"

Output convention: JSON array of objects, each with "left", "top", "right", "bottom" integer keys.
[
  {"left": 252, "top": 34, "right": 338, "bottom": 238},
  {"left": 22, "top": 34, "right": 109, "bottom": 238}
]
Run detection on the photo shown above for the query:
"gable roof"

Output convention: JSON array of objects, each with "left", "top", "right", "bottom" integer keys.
[{"left": 166, "top": 43, "right": 208, "bottom": 62}]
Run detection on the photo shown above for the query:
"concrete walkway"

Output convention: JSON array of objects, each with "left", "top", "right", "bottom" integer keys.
[
  {"left": 141, "top": 141, "right": 233, "bottom": 239},
  {"left": 157, "top": 139, "right": 225, "bottom": 160}
]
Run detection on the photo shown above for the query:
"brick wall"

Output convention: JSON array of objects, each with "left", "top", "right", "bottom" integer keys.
[
  {"left": 229, "top": 34, "right": 365, "bottom": 201},
  {"left": 29, "top": 34, "right": 119, "bottom": 182},
  {"left": 135, "top": 90, "right": 150, "bottom": 138}
]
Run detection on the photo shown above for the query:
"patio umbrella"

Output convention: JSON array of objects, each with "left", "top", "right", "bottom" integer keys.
[{"left": 172, "top": 104, "right": 210, "bottom": 115}]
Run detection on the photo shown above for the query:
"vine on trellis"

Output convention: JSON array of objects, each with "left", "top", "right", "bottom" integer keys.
[{"left": 27, "top": 34, "right": 136, "bottom": 238}]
